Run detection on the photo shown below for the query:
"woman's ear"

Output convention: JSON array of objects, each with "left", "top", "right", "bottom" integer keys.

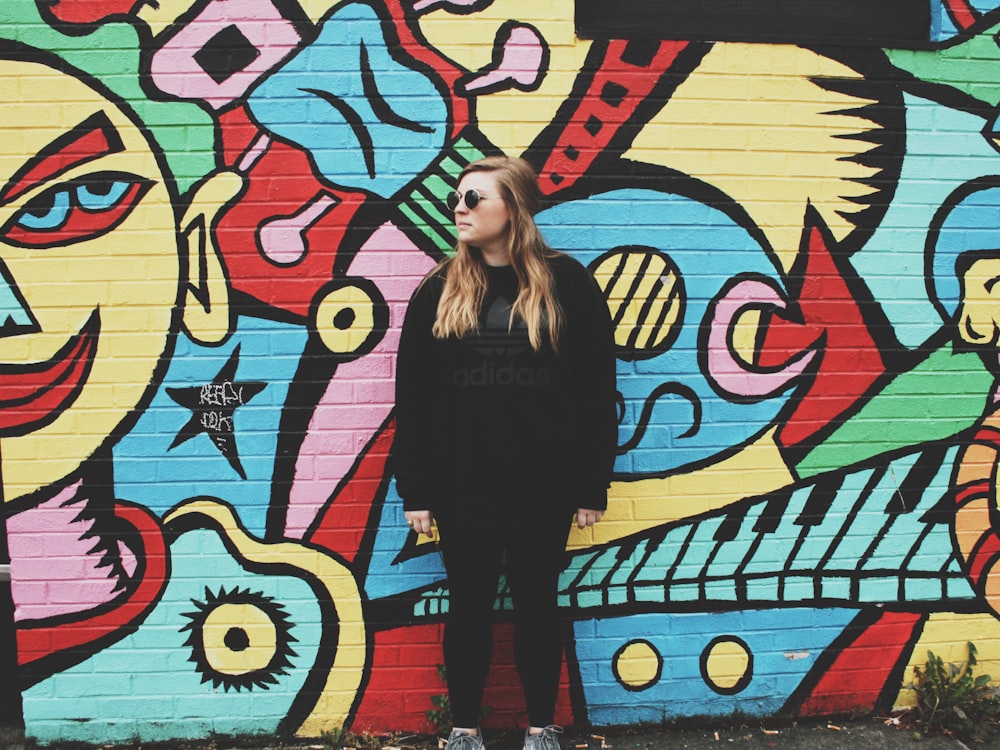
[{"left": 178, "top": 170, "right": 245, "bottom": 344}]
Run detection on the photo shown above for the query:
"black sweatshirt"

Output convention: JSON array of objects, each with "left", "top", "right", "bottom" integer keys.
[{"left": 393, "top": 253, "right": 618, "bottom": 529}]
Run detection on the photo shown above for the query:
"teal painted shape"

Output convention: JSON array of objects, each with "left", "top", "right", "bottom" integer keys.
[
  {"left": 22, "top": 523, "right": 326, "bottom": 744},
  {"left": 559, "top": 445, "right": 974, "bottom": 611},
  {"left": 853, "top": 92, "right": 1000, "bottom": 348}
]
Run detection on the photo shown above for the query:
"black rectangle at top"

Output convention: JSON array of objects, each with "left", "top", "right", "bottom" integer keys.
[{"left": 575, "top": 0, "right": 932, "bottom": 47}]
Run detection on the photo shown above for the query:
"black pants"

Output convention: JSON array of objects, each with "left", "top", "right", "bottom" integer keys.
[{"left": 436, "top": 518, "right": 572, "bottom": 728}]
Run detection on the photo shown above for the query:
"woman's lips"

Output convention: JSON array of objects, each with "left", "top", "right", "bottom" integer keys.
[{"left": 0, "top": 310, "right": 100, "bottom": 435}]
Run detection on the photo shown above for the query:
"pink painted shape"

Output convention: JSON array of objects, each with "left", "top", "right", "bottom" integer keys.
[
  {"left": 237, "top": 133, "right": 272, "bottom": 173},
  {"left": 7, "top": 481, "right": 126, "bottom": 622},
  {"left": 257, "top": 192, "right": 339, "bottom": 265},
  {"left": 284, "top": 222, "right": 437, "bottom": 537},
  {"left": 707, "top": 278, "right": 815, "bottom": 398},
  {"left": 461, "top": 24, "right": 546, "bottom": 94},
  {"left": 149, "top": 0, "right": 302, "bottom": 110}
]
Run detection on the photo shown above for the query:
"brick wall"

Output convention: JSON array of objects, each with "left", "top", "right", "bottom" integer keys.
[{"left": 4, "top": 0, "right": 1000, "bottom": 743}]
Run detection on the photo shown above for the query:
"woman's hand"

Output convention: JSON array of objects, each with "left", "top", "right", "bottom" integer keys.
[
  {"left": 405, "top": 510, "right": 434, "bottom": 536},
  {"left": 576, "top": 508, "right": 604, "bottom": 529}
]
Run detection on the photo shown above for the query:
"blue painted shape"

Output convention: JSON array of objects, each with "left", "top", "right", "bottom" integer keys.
[
  {"left": 947, "top": 568, "right": 977, "bottom": 599},
  {"left": 782, "top": 575, "right": 815, "bottom": 602},
  {"left": 21, "top": 524, "right": 325, "bottom": 744},
  {"left": 0, "top": 264, "right": 33, "bottom": 328},
  {"left": 930, "top": 183, "right": 1000, "bottom": 320},
  {"left": 536, "top": 188, "right": 790, "bottom": 478},
  {"left": 248, "top": 1, "right": 448, "bottom": 198},
  {"left": 572, "top": 608, "right": 860, "bottom": 724},
  {"left": 931, "top": 1, "right": 1000, "bottom": 41},
  {"left": 859, "top": 576, "right": 903, "bottom": 601},
  {"left": 361, "top": 476, "right": 447, "bottom": 600},
  {"left": 821, "top": 577, "right": 853, "bottom": 600},
  {"left": 113, "top": 315, "right": 307, "bottom": 537}
]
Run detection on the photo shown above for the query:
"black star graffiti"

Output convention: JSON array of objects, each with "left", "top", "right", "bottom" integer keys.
[{"left": 166, "top": 344, "right": 266, "bottom": 480}]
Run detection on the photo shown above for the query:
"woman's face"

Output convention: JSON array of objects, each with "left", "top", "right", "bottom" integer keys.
[{"left": 453, "top": 171, "right": 511, "bottom": 263}]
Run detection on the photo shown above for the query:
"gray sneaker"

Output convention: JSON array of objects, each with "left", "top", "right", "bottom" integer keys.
[
  {"left": 523, "top": 725, "right": 563, "bottom": 750},
  {"left": 445, "top": 729, "right": 485, "bottom": 750}
]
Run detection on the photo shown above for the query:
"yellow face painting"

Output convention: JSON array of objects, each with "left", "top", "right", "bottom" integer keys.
[{"left": 0, "top": 57, "right": 179, "bottom": 502}]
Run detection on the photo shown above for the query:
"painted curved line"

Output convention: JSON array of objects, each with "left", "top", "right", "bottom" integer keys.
[
  {"left": 16, "top": 501, "right": 168, "bottom": 672},
  {"left": 962, "top": 313, "right": 997, "bottom": 345},
  {"left": 618, "top": 381, "right": 701, "bottom": 454},
  {"left": 700, "top": 635, "right": 753, "bottom": 696},
  {"left": 0, "top": 309, "right": 99, "bottom": 435},
  {"left": 302, "top": 87, "right": 376, "bottom": 180},
  {"left": 707, "top": 278, "right": 815, "bottom": 399},
  {"left": 359, "top": 41, "right": 434, "bottom": 135},
  {"left": 164, "top": 499, "right": 367, "bottom": 735},
  {"left": 611, "top": 639, "right": 663, "bottom": 692}
]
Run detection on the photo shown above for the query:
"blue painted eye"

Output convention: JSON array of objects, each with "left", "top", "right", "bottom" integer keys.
[
  {"left": 16, "top": 190, "right": 71, "bottom": 230},
  {"left": 76, "top": 179, "right": 130, "bottom": 212},
  {"left": 2, "top": 171, "right": 152, "bottom": 249}
]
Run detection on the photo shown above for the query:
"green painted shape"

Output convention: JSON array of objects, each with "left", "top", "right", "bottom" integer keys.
[
  {"left": 795, "top": 343, "right": 993, "bottom": 478},
  {"left": 0, "top": 0, "right": 216, "bottom": 194},
  {"left": 887, "top": 22, "right": 1000, "bottom": 107}
]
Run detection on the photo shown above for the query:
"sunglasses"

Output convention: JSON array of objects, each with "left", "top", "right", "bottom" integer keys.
[{"left": 446, "top": 189, "right": 493, "bottom": 211}]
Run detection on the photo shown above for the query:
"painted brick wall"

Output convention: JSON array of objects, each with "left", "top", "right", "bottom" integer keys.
[{"left": 4, "top": 0, "right": 1000, "bottom": 743}]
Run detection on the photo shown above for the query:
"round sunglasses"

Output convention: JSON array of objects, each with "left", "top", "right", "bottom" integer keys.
[{"left": 446, "top": 189, "right": 494, "bottom": 211}]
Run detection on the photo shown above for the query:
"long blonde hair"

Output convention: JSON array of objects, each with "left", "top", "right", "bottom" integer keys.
[{"left": 432, "top": 156, "right": 563, "bottom": 351}]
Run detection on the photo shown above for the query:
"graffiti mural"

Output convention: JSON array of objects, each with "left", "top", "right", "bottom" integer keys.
[{"left": 6, "top": 0, "right": 1000, "bottom": 742}]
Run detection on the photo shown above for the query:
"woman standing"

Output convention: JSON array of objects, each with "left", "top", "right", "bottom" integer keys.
[{"left": 393, "top": 156, "right": 617, "bottom": 750}]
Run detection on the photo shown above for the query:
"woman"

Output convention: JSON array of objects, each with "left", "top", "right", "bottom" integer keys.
[{"left": 393, "top": 156, "right": 617, "bottom": 750}]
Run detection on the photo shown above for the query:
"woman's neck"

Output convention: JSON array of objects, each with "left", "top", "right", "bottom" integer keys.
[{"left": 478, "top": 245, "right": 511, "bottom": 267}]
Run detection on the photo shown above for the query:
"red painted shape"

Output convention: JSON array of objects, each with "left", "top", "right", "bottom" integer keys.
[
  {"left": 2, "top": 119, "right": 117, "bottom": 204},
  {"left": 973, "top": 422, "right": 1000, "bottom": 445},
  {"left": 218, "top": 107, "right": 266, "bottom": 171},
  {"left": 351, "top": 624, "right": 447, "bottom": 732},
  {"left": 16, "top": 501, "right": 168, "bottom": 666},
  {"left": 352, "top": 623, "right": 574, "bottom": 732},
  {"left": 798, "top": 610, "right": 924, "bottom": 716},
  {"left": 968, "top": 532, "right": 1000, "bottom": 587},
  {"left": 0, "top": 312, "right": 98, "bottom": 434},
  {"left": 45, "top": 1, "right": 140, "bottom": 24},
  {"left": 954, "top": 478, "right": 991, "bottom": 508},
  {"left": 945, "top": 0, "right": 979, "bottom": 31},
  {"left": 759, "top": 209, "right": 887, "bottom": 450},
  {"left": 213, "top": 136, "right": 365, "bottom": 318},
  {"left": 535, "top": 40, "right": 691, "bottom": 196},
  {"left": 307, "top": 421, "right": 395, "bottom": 563}
]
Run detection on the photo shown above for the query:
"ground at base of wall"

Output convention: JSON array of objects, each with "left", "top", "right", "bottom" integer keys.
[{"left": 0, "top": 717, "right": 986, "bottom": 750}]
